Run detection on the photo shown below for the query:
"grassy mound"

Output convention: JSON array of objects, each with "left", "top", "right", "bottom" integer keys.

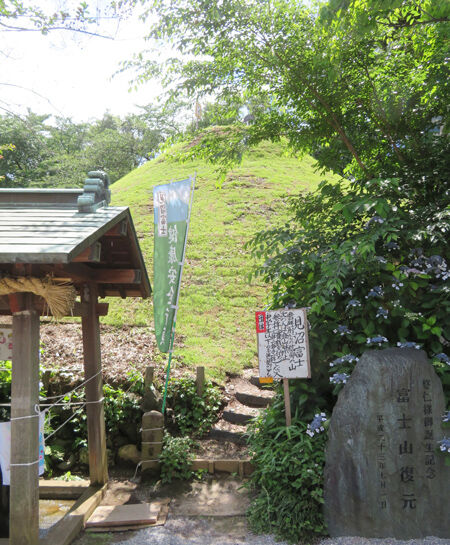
[{"left": 107, "top": 140, "right": 334, "bottom": 380}]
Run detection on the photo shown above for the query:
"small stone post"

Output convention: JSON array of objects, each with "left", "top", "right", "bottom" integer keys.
[
  {"left": 141, "top": 410, "right": 164, "bottom": 472},
  {"left": 144, "top": 366, "right": 154, "bottom": 389}
]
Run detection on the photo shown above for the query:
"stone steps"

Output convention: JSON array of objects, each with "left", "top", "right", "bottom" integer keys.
[
  {"left": 235, "top": 390, "right": 272, "bottom": 408},
  {"left": 222, "top": 410, "right": 254, "bottom": 426},
  {"left": 208, "top": 428, "right": 246, "bottom": 445},
  {"left": 208, "top": 374, "right": 275, "bottom": 444}
]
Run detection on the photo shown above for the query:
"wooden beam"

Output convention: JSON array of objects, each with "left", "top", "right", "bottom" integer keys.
[
  {"left": 103, "top": 220, "right": 127, "bottom": 237},
  {"left": 10, "top": 306, "right": 40, "bottom": 545},
  {"left": 40, "top": 485, "right": 106, "bottom": 545},
  {"left": 0, "top": 297, "right": 108, "bottom": 317},
  {"left": 47, "top": 266, "right": 141, "bottom": 285},
  {"left": 72, "top": 242, "right": 101, "bottom": 263},
  {"left": 39, "top": 480, "right": 90, "bottom": 500},
  {"left": 81, "top": 284, "right": 108, "bottom": 486},
  {"left": 100, "top": 289, "right": 145, "bottom": 298},
  {"left": 73, "top": 302, "right": 109, "bottom": 317},
  {"left": 93, "top": 269, "right": 142, "bottom": 284}
]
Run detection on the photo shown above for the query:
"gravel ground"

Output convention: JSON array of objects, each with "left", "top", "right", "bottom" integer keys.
[
  {"left": 73, "top": 516, "right": 450, "bottom": 545},
  {"left": 319, "top": 538, "right": 450, "bottom": 545}
]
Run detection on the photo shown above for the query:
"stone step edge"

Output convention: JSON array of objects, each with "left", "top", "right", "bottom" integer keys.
[
  {"left": 222, "top": 410, "right": 257, "bottom": 426},
  {"left": 208, "top": 428, "right": 246, "bottom": 444},
  {"left": 235, "top": 391, "right": 273, "bottom": 408},
  {"left": 192, "top": 458, "right": 254, "bottom": 476},
  {"left": 141, "top": 459, "right": 254, "bottom": 476}
]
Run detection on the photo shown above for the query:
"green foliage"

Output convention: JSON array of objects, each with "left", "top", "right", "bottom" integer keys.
[
  {"left": 246, "top": 397, "right": 328, "bottom": 543},
  {"left": 248, "top": 163, "right": 450, "bottom": 401},
  {"left": 159, "top": 433, "right": 194, "bottom": 483},
  {"left": 132, "top": 0, "right": 448, "bottom": 182},
  {"left": 164, "top": 374, "right": 223, "bottom": 437},
  {"left": 0, "top": 361, "right": 12, "bottom": 422},
  {"left": 0, "top": 107, "right": 181, "bottom": 188},
  {"left": 43, "top": 371, "right": 145, "bottom": 471}
]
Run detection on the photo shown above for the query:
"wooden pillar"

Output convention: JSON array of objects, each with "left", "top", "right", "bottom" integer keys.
[
  {"left": 81, "top": 284, "right": 108, "bottom": 485},
  {"left": 10, "top": 307, "right": 40, "bottom": 545},
  {"left": 196, "top": 366, "right": 205, "bottom": 397}
]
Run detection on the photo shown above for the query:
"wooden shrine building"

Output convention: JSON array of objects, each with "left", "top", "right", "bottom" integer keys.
[{"left": 0, "top": 172, "right": 151, "bottom": 545}]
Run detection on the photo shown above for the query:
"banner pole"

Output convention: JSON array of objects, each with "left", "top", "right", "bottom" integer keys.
[{"left": 161, "top": 173, "right": 196, "bottom": 414}]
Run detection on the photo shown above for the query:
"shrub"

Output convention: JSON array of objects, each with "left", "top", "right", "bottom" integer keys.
[
  {"left": 43, "top": 371, "right": 145, "bottom": 471},
  {"left": 246, "top": 394, "right": 328, "bottom": 543},
  {"left": 249, "top": 167, "right": 450, "bottom": 404},
  {"left": 164, "top": 374, "right": 223, "bottom": 437},
  {"left": 159, "top": 433, "right": 194, "bottom": 483}
]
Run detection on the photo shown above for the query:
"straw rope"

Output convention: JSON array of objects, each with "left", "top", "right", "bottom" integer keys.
[{"left": 0, "top": 276, "right": 77, "bottom": 319}]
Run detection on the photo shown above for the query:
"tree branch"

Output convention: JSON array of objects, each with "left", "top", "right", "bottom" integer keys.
[{"left": 0, "top": 21, "right": 114, "bottom": 40}]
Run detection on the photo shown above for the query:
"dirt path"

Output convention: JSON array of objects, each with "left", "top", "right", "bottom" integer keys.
[{"left": 72, "top": 475, "right": 289, "bottom": 545}]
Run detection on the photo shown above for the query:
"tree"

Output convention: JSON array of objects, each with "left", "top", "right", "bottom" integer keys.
[
  {"left": 131, "top": 0, "right": 448, "bottom": 181},
  {"left": 0, "top": 110, "right": 53, "bottom": 186},
  {"left": 0, "top": 1, "right": 124, "bottom": 38},
  {"left": 126, "top": 4, "right": 450, "bottom": 541},
  {"left": 0, "top": 105, "right": 183, "bottom": 187}
]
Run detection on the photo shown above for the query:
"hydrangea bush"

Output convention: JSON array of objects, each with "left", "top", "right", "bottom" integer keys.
[{"left": 249, "top": 169, "right": 450, "bottom": 403}]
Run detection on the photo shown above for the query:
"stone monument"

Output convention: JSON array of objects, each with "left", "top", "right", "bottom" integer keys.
[{"left": 324, "top": 348, "right": 449, "bottom": 539}]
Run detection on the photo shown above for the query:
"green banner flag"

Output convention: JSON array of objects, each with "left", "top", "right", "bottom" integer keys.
[{"left": 153, "top": 178, "right": 193, "bottom": 352}]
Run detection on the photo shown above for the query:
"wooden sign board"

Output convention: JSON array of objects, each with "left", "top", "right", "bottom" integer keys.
[
  {"left": 256, "top": 309, "right": 311, "bottom": 379},
  {"left": 0, "top": 325, "right": 12, "bottom": 361}
]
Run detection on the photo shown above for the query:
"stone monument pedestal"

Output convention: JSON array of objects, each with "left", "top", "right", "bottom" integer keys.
[{"left": 324, "top": 348, "right": 449, "bottom": 539}]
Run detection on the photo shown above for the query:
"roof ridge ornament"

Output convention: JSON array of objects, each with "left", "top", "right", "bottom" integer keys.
[{"left": 77, "top": 170, "right": 111, "bottom": 213}]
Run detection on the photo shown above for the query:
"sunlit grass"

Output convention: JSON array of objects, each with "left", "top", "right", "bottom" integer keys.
[{"left": 105, "top": 140, "right": 336, "bottom": 381}]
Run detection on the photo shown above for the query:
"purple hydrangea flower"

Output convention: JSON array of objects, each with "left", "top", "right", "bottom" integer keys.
[
  {"left": 374, "top": 256, "right": 387, "bottom": 264},
  {"left": 392, "top": 280, "right": 404, "bottom": 290},
  {"left": 329, "top": 354, "right": 359, "bottom": 367},
  {"left": 397, "top": 341, "right": 421, "bottom": 349},
  {"left": 306, "top": 413, "right": 327, "bottom": 437},
  {"left": 346, "top": 299, "right": 361, "bottom": 310},
  {"left": 438, "top": 438, "right": 450, "bottom": 453},
  {"left": 385, "top": 241, "right": 399, "bottom": 250},
  {"left": 333, "top": 325, "right": 353, "bottom": 336},
  {"left": 434, "top": 353, "right": 450, "bottom": 365},
  {"left": 365, "top": 216, "right": 384, "bottom": 228},
  {"left": 330, "top": 372, "right": 350, "bottom": 385},
  {"left": 443, "top": 411, "right": 450, "bottom": 423},
  {"left": 342, "top": 287, "right": 353, "bottom": 296},
  {"left": 376, "top": 307, "right": 388, "bottom": 319},
  {"left": 367, "top": 336, "right": 388, "bottom": 345},
  {"left": 366, "top": 286, "right": 384, "bottom": 299}
]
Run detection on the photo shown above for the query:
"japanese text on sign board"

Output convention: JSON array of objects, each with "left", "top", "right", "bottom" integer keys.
[
  {"left": 256, "top": 309, "right": 311, "bottom": 379},
  {"left": 157, "top": 191, "right": 168, "bottom": 237}
]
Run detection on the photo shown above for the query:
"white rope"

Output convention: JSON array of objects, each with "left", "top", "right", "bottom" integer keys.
[
  {"left": 45, "top": 405, "right": 85, "bottom": 441},
  {"left": 10, "top": 413, "right": 39, "bottom": 422},
  {"left": 43, "top": 397, "right": 105, "bottom": 441},
  {"left": 42, "top": 370, "right": 102, "bottom": 402},
  {"left": 141, "top": 441, "right": 163, "bottom": 445},
  {"left": 132, "top": 459, "right": 160, "bottom": 481},
  {"left": 10, "top": 459, "right": 39, "bottom": 467},
  {"left": 40, "top": 398, "right": 104, "bottom": 410}
]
